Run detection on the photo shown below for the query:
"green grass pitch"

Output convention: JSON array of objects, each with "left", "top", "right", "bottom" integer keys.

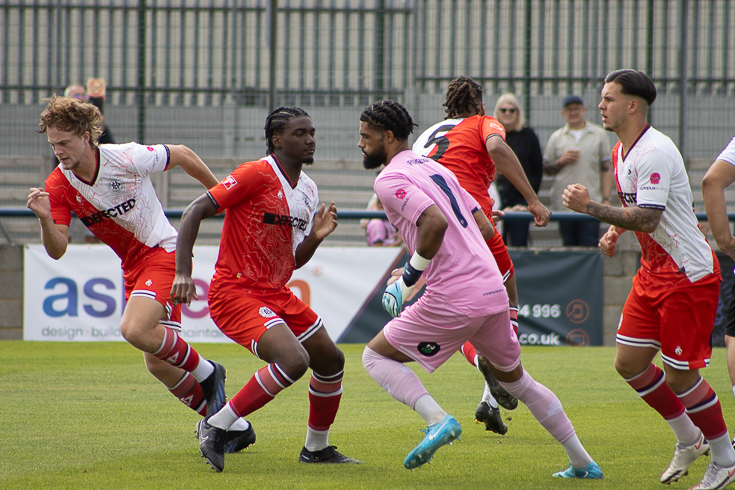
[{"left": 0, "top": 341, "right": 731, "bottom": 489}]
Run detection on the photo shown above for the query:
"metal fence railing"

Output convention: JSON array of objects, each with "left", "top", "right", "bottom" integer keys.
[{"left": 2, "top": 0, "right": 735, "bottom": 160}]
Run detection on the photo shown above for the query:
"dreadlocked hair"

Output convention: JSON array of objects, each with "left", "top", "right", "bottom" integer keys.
[
  {"left": 37, "top": 94, "right": 103, "bottom": 147},
  {"left": 264, "top": 106, "right": 310, "bottom": 155},
  {"left": 359, "top": 100, "right": 417, "bottom": 141},
  {"left": 443, "top": 76, "right": 484, "bottom": 119}
]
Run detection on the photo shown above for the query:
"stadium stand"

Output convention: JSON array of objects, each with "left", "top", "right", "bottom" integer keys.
[{"left": 0, "top": 156, "right": 724, "bottom": 248}]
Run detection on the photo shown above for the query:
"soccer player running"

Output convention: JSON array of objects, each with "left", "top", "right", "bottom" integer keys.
[
  {"left": 412, "top": 76, "right": 551, "bottom": 433},
  {"left": 359, "top": 100, "right": 602, "bottom": 478},
  {"left": 701, "top": 136, "right": 735, "bottom": 449},
  {"left": 28, "top": 95, "right": 255, "bottom": 451},
  {"left": 171, "top": 107, "right": 360, "bottom": 472},
  {"left": 563, "top": 69, "right": 735, "bottom": 490}
]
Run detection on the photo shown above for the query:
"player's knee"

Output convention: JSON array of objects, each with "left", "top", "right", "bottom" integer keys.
[
  {"left": 278, "top": 348, "right": 311, "bottom": 381},
  {"left": 613, "top": 357, "right": 639, "bottom": 379},
  {"left": 119, "top": 319, "right": 139, "bottom": 345}
]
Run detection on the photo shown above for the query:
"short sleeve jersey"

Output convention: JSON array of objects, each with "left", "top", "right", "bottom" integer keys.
[
  {"left": 207, "top": 155, "right": 318, "bottom": 291},
  {"left": 374, "top": 150, "right": 508, "bottom": 317},
  {"left": 716, "top": 137, "right": 735, "bottom": 166},
  {"left": 412, "top": 115, "right": 506, "bottom": 215},
  {"left": 45, "top": 143, "right": 175, "bottom": 270},
  {"left": 613, "top": 126, "right": 717, "bottom": 283}
]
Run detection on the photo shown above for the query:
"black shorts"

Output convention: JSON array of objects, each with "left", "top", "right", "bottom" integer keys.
[{"left": 726, "top": 282, "right": 735, "bottom": 337}]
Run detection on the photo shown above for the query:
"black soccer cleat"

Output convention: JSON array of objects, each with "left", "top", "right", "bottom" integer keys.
[
  {"left": 225, "top": 423, "right": 257, "bottom": 454},
  {"left": 200, "top": 361, "right": 227, "bottom": 417},
  {"left": 299, "top": 445, "right": 362, "bottom": 464},
  {"left": 196, "top": 417, "right": 226, "bottom": 472},
  {"left": 475, "top": 400, "right": 508, "bottom": 435},
  {"left": 477, "top": 355, "right": 518, "bottom": 410}
]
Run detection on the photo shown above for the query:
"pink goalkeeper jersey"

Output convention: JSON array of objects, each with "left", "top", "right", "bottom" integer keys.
[
  {"left": 46, "top": 143, "right": 176, "bottom": 270},
  {"left": 374, "top": 150, "right": 508, "bottom": 317}
]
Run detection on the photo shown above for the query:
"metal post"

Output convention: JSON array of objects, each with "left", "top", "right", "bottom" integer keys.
[
  {"left": 137, "top": 0, "right": 147, "bottom": 144},
  {"left": 268, "top": 0, "right": 278, "bottom": 113},
  {"left": 678, "top": 0, "right": 688, "bottom": 159}
]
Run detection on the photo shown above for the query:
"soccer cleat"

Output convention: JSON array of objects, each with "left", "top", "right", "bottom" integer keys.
[
  {"left": 475, "top": 400, "right": 508, "bottom": 435},
  {"left": 225, "top": 423, "right": 256, "bottom": 454},
  {"left": 660, "top": 432, "right": 710, "bottom": 484},
  {"left": 196, "top": 417, "right": 226, "bottom": 472},
  {"left": 299, "top": 445, "right": 362, "bottom": 464},
  {"left": 404, "top": 414, "right": 462, "bottom": 470},
  {"left": 200, "top": 361, "right": 227, "bottom": 417},
  {"left": 552, "top": 461, "right": 604, "bottom": 479},
  {"left": 689, "top": 461, "right": 735, "bottom": 489},
  {"left": 477, "top": 355, "right": 518, "bottom": 410}
]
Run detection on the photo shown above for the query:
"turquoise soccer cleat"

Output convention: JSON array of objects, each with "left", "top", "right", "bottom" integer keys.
[
  {"left": 403, "top": 414, "right": 462, "bottom": 469},
  {"left": 552, "top": 460, "right": 604, "bottom": 479}
]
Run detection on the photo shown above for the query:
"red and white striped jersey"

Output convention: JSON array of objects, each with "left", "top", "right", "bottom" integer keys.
[{"left": 46, "top": 142, "right": 176, "bottom": 270}]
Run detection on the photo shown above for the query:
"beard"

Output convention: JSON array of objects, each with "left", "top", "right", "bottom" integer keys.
[
  {"left": 362, "top": 144, "right": 387, "bottom": 170},
  {"left": 302, "top": 156, "right": 315, "bottom": 165}
]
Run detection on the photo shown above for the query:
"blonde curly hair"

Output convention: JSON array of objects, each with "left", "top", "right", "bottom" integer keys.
[{"left": 37, "top": 95, "right": 103, "bottom": 147}]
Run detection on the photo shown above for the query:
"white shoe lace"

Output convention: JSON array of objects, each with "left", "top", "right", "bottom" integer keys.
[{"left": 694, "top": 462, "right": 735, "bottom": 489}]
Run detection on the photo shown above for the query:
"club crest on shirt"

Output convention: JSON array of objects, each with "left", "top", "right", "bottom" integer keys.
[
  {"left": 259, "top": 306, "right": 276, "bottom": 318},
  {"left": 650, "top": 173, "right": 660, "bottom": 185},
  {"left": 107, "top": 179, "right": 124, "bottom": 193},
  {"left": 395, "top": 189, "right": 407, "bottom": 199},
  {"left": 222, "top": 175, "right": 237, "bottom": 190}
]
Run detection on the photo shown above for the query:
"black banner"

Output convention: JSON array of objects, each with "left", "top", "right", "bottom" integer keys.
[
  {"left": 714, "top": 253, "right": 735, "bottom": 347},
  {"left": 339, "top": 250, "right": 604, "bottom": 346},
  {"left": 510, "top": 250, "right": 603, "bottom": 346}
]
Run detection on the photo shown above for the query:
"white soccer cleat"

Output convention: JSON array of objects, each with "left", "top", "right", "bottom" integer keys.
[
  {"left": 689, "top": 461, "right": 735, "bottom": 489},
  {"left": 660, "top": 432, "right": 710, "bottom": 484}
]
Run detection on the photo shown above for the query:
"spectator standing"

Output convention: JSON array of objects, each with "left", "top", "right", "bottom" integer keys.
[
  {"left": 493, "top": 93, "right": 544, "bottom": 246},
  {"left": 544, "top": 94, "right": 612, "bottom": 246}
]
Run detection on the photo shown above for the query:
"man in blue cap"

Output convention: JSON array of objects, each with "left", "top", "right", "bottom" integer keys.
[{"left": 543, "top": 94, "right": 613, "bottom": 246}]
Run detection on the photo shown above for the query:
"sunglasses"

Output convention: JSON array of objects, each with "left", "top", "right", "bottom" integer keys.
[{"left": 498, "top": 108, "right": 517, "bottom": 114}]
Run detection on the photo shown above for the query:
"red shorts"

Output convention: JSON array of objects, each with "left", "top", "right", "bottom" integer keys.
[
  {"left": 123, "top": 247, "right": 181, "bottom": 329},
  {"left": 487, "top": 220, "right": 514, "bottom": 280},
  {"left": 616, "top": 270, "right": 720, "bottom": 370},
  {"left": 208, "top": 283, "right": 322, "bottom": 357}
]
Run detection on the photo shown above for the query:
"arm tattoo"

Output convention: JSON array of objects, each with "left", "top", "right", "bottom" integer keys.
[{"left": 585, "top": 202, "right": 662, "bottom": 233}]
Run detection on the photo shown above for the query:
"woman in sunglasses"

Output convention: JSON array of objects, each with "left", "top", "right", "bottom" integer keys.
[{"left": 493, "top": 93, "right": 544, "bottom": 247}]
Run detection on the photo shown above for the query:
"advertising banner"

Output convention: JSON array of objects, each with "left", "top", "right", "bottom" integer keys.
[
  {"left": 509, "top": 250, "right": 603, "bottom": 346},
  {"left": 23, "top": 244, "right": 403, "bottom": 343},
  {"left": 24, "top": 245, "right": 605, "bottom": 345}
]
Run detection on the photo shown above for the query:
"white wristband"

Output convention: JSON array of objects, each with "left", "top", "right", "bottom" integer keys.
[{"left": 409, "top": 252, "right": 431, "bottom": 271}]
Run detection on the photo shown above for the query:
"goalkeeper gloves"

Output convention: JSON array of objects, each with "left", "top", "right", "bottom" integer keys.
[{"left": 382, "top": 252, "right": 430, "bottom": 318}]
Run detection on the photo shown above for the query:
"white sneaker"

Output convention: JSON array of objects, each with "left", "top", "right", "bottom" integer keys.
[
  {"left": 660, "top": 432, "right": 710, "bottom": 484},
  {"left": 689, "top": 461, "right": 735, "bottom": 489}
]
